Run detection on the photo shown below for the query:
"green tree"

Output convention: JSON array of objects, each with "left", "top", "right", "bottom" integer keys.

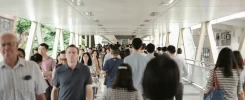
[
  {"left": 15, "top": 18, "right": 31, "bottom": 49},
  {"left": 41, "top": 24, "right": 56, "bottom": 56}
]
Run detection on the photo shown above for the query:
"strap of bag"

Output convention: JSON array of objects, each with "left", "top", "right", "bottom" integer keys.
[
  {"left": 107, "top": 58, "right": 119, "bottom": 76},
  {"left": 213, "top": 69, "right": 220, "bottom": 90}
]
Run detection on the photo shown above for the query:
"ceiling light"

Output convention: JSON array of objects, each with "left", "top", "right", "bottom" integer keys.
[
  {"left": 140, "top": 24, "right": 145, "bottom": 26},
  {"left": 160, "top": 0, "right": 174, "bottom": 6},
  {"left": 150, "top": 12, "right": 159, "bottom": 16},
  {"left": 84, "top": 12, "right": 94, "bottom": 16},
  {"left": 144, "top": 20, "right": 151, "bottom": 22},
  {"left": 93, "top": 19, "right": 99, "bottom": 22}
]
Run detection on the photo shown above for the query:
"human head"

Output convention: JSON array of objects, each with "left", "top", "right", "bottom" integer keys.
[
  {"left": 112, "top": 63, "right": 136, "bottom": 92},
  {"left": 132, "top": 38, "right": 142, "bottom": 50},
  {"left": 124, "top": 49, "right": 130, "bottom": 57},
  {"left": 177, "top": 48, "right": 182, "bottom": 54},
  {"left": 78, "top": 45, "right": 81, "bottom": 49},
  {"left": 30, "top": 53, "right": 43, "bottom": 66},
  {"left": 111, "top": 48, "right": 120, "bottom": 57},
  {"left": 17, "top": 48, "right": 25, "bottom": 58},
  {"left": 33, "top": 48, "right": 38, "bottom": 54},
  {"left": 92, "top": 50, "right": 99, "bottom": 59},
  {"left": 162, "top": 47, "right": 167, "bottom": 53},
  {"left": 0, "top": 32, "right": 19, "bottom": 61},
  {"left": 102, "top": 47, "right": 105, "bottom": 52},
  {"left": 143, "top": 55, "right": 180, "bottom": 100},
  {"left": 216, "top": 47, "right": 238, "bottom": 77},
  {"left": 167, "top": 45, "right": 176, "bottom": 55},
  {"left": 66, "top": 44, "right": 79, "bottom": 63},
  {"left": 157, "top": 47, "right": 161, "bottom": 52},
  {"left": 146, "top": 43, "right": 155, "bottom": 54},
  {"left": 79, "top": 49, "right": 85, "bottom": 55},
  {"left": 81, "top": 52, "right": 92, "bottom": 66},
  {"left": 141, "top": 44, "right": 146, "bottom": 53},
  {"left": 106, "top": 48, "right": 110, "bottom": 54},
  {"left": 38, "top": 43, "right": 49, "bottom": 56},
  {"left": 233, "top": 51, "right": 244, "bottom": 70},
  {"left": 88, "top": 48, "right": 93, "bottom": 54},
  {"left": 59, "top": 50, "right": 66, "bottom": 64}
]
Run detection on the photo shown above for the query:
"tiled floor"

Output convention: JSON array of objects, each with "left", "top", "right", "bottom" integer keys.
[{"left": 95, "top": 77, "right": 202, "bottom": 100}]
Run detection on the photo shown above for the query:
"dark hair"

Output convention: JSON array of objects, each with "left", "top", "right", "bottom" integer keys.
[
  {"left": 105, "top": 48, "right": 110, "bottom": 53},
  {"left": 215, "top": 47, "right": 238, "bottom": 77},
  {"left": 162, "top": 47, "right": 167, "bottom": 52},
  {"left": 80, "top": 49, "right": 84, "bottom": 51},
  {"left": 167, "top": 45, "right": 176, "bottom": 54},
  {"left": 132, "top": 38, "right": 142, "bottom": 50},
  {"left": 146, "top": 43, "right": 155, "bottom": 53},
  {"left": 233, "top": 51, "right": 244, "bottom": 70},
  {"left": 66, "top": 44, "right": 79, "bottom": 54},
  {"left": 34, "top": 48, "right": 38, "bottom": 51},
  {"left": 112, "top": 63, "right": 136, "bottom": 92},
  {"left": 177, "top": 48, "right": 182, "bottom": 54},
  {"left": 30, "top": 53, "right": 43, "bottom": 64},
  {"left": 89, "top": 47, "right": 92, "bottom": 50},
  {"left": 39, "top": 43, "right": 49, "bottom": 49},
  {"left": 124, "top": 49, "right": 130, "bottom": 57},
  {"left": 141, "top": 44, "right": 146, "bottom": 50},
  {"left": 56, "top": 53, "right": 60, "bottom": 64},
  {"left": 143, "top": 55, "right": 180, "bottom": 100},
  {"left": 81, "top": 52, "right": 92, "bottom": 66},
  {"left": 111, "top": 48, "right": 120, "bottom": 56},
  {"left": 92, "top": 50, "right": 99, "bottom": 59},
  {"left": 60, "top": 50, "right": 66, "bottom": 54},
  {"left": 157, "top": 47, "right": 161, "bottom": 51},
  {"left": 18, "top": 48, "right": 25, "bottom": 57}
]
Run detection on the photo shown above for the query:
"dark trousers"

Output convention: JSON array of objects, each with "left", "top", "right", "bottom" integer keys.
[
  {"left": 175, "top": 83, "right": 183, "bottom": 100},
  {"left": 45, "top": 80, "right": 52, "bottom": 100},
  {"left": 92, "top": 87, "right": 98, "bottom": 100}
]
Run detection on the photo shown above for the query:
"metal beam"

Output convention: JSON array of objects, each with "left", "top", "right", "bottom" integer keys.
[
  {"left": 52, "top": 29, "right": 61, "bottom": 58},
  {"left": 75, "top": 33, "right": 79, "bottom": 47},
  {"left": 59, "top": 30, "right": 65, "bottom": 50},
  {"left": 89, "top": 35, "right": 92, "bottom": 47},
  {"left": 195, "top": 22, "right": 206, "bottom": 65},
  {"left": 36, "top": 23, "right": 43, "bottom": 44},
  {"left": 69, "top": 32, "right": 74, "bottom": 45},
  {"left": 206, "top": 21, "right": 218, "bottom": 64},
  {"left": 84, "top": 35, "right": 87, "bottom": 46},
  {"left": 165, "top": 32, "right": 170, "bottom": 46},
  {"left": 25, "top": 21, "right": 37, "bottom": 60},
  {"left": 177, "top": 28, "right": 184, "bottom": 48}
]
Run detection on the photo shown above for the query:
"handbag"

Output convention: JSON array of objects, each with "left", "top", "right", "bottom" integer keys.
[
  {"left": 104, "top": 58, "right": 119, "bottom": 85},
  {"left": 204, "top": 69, "right": 224, "bottom": 100}
]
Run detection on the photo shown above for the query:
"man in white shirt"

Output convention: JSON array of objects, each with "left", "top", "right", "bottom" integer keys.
[
  {"left": 146, "top": 43, "right": 155, "bottom": 60},
  {"left": 124, "top": 38, "right": 148, "bottom": 95},
  {"left": 167, "top": 45, "right": 188, "bottom": 100},
  {"left": 0, "top": 32, "right": 47, "bottom": 100}
]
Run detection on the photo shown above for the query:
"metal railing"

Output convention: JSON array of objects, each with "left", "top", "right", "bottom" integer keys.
[{"left": 183, "top": 59, "right": 215, "bottom": 90}]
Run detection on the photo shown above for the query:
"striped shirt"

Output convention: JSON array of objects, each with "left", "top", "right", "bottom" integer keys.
[
  {"left": 206, "top": 68, "right": 243, "bottom": 100},
  {"left": 102, "top": 88, "right": 143, "bottom": 100},
  {"left": 0, "top": 58, "right": 48, "bottom": 100}
]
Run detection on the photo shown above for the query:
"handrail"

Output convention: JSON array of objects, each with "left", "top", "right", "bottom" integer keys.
[{"left": 185, "top": 59, "right": 215, "bottom": 65}]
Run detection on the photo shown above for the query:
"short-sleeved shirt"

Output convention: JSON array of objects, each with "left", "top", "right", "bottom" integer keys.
[
  {"left": 0, "top": 58, "right": 48, "bottom": 100},
  {"left": 41, "top": 56, "right": 56, "bottom": 85},
  {"left": 102, "top": 58, "right": 123, "bottom": 88},
  {"left": 124, "top": 52, "right": 148, "bottom": 94},
  {"left": 53, "top": 63, "right": 92, "bottom": 100}
]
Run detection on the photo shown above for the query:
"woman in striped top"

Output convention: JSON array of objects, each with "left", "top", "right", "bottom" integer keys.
[{"left": 205, "top": 48, "right": 244, "bottom": 100}]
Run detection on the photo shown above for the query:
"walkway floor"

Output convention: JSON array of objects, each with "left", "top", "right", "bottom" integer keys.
[{"left": 95, "top": 77, "right": 202, "bottom": 100}]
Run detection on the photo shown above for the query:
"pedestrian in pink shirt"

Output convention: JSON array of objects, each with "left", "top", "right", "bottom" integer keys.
[{"left": 38, "top": 43, "right": 56, "bottom": 100}]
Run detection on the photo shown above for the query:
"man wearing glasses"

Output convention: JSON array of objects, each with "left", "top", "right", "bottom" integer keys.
[{"left": 0, "top": 32, "right": 47, "bottom": 100}]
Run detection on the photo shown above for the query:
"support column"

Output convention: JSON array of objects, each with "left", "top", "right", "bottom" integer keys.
[
  {"left": 84, "top": 35, "right": 88, "bottom": 46},
  {"left": 177, "top": 28, "right": 184, "bottom": 48},
  {"left": 206, "top": 21, "right": 218, "bottom": 63},
  {"left": 195, "top": 22, "right": 206, "bottom": 65},
  {"left": 25, "top": 22, "right": 37, "bottom": 60},
  {"left": 36, "top": 23, "right": 43, "bottom": 44},
  {"left": 52, "top": 29, "right": 61, "bottom": 58},
  {"left": 89, "top": 35, "right": 92, "bottom": 47},
  {"left": 69, "top": 32, "right": 74, "bottom": 45},
  {"left": 59, "top": 30, "right": 65, "bottom": 50},
  {"left": 75, "top": 33, "right": 79, "bottom": 47},
  {"left": 239, "top": 28, "right": 245, "bottom": 57},
  {"left": 165, "top": 32, "right": 170, "bottom": 46}
]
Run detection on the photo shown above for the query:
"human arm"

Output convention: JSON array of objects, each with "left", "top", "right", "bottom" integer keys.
[
  {"left": 238, "top": 73, "right": 244, "bottom": 100},
  {"left": 36, "top": 93, "right": 46, "bottom": 100},
  {"left": 51, "top": 86, "right": 59, "bottom": 100},
  {"left": 136, "top": 91, "right": 144, "bottom": 100},
  {"left": 86, "top": 85, "right": 93, "bottom": 100},
  {"left": 42, "top": 59, "right": 56, "bottom": 76},
  {"left": 204, "top": 70, "right": 214, "bottom": 93}
]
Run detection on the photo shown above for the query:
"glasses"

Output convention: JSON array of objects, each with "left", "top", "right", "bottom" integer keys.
[{"left": 0, "top": 42, "right": 17, "bottom": 47}]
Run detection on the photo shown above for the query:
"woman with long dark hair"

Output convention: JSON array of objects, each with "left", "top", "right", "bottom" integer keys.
[
  {"left": 102, "top": 63, "right": 143, "bottom": 100},
  {"left": 233, "top": 51, "right": 245, "bottom": 95},
  {"left": 205, "top": 48, "right": 244, "bottom": 100},
  {"left": 92, "top": 50, "right": 102, "bottom": 77}
]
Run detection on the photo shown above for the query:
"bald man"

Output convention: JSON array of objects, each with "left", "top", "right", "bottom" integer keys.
[{"left": 0, "top": 32, "right": 47, "bottom": 100}]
